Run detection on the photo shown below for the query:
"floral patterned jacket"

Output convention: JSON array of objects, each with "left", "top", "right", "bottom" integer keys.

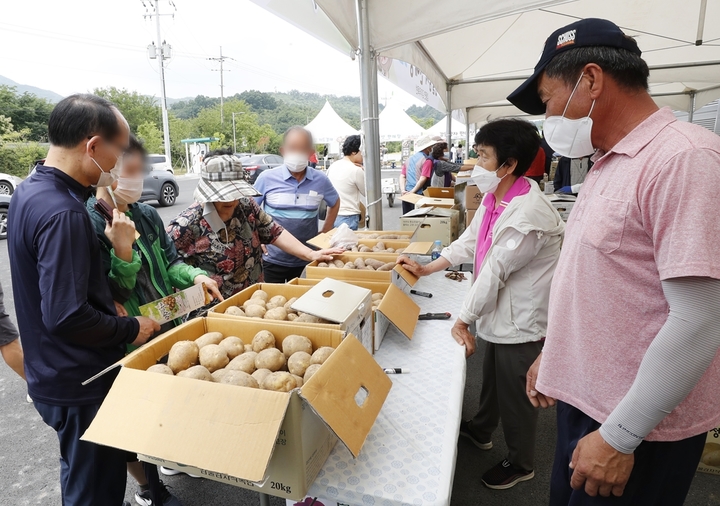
[{"left": 166, "top": 199, "right": 283, "bottom": 299}]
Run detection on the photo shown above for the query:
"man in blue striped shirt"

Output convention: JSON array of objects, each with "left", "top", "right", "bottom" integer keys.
[{"left": 255, "top": 126, "right": 340, "bottom": 282}]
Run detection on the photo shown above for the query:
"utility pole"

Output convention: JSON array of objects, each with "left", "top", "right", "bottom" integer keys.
[
  {"left": 144, "top": 0, "right": 174, "bottom": 166},
  {"left": 231, "top": 111, "right": 245, "bottom": 153},
  {"left": 208, "top": 47, "right": 232, "bottom": 124}
]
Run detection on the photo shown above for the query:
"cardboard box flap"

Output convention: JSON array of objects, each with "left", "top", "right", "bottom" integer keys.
[
  {"left": 402, "top": 206, "right": 433, "bottom": 218},
  {"left": 300, "top": 335, "right": 391, "bottom": 457},
  {"left": 401, "top": 242, "right": 433, "bottom": 255},
  {"left": 307, "top": 232, "right": 332, "bottom": 249},
  {"left": 423, "top": 187, "right": 454, "bottom": 198},
  {"left": 291, "top": 278, "right": 371, "bottom": 323},
  {"left": 82, "top": 367, "right": 289, "bottom": 483},
  {"left": 399, "top": 192, "right": 422, "bottom": 205},
  {"left": 376, "top": 283, "right": 419, "bottom": 340},
  {"left": 393, "top": 264, "right": 418, "bottom": 287}
]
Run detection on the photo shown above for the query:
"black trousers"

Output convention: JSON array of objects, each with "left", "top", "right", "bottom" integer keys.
[
  {"left": 550, "top": 401, "right": 706, "bottom": 506},
  {"left": 401, "top": 200, "right": 415, "bottom": 215},
  {"left": 262, "top": 262, "right": 307, "bottom": 284}
]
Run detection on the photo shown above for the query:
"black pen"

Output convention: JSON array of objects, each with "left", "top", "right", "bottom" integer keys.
[{"left": 410, "top": 289, "right": 432, "bottom": 298}]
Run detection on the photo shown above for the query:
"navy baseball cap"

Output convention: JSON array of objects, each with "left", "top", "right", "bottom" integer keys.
[{"left": 507, "top": 18, "right": 642, "bottom": 115}]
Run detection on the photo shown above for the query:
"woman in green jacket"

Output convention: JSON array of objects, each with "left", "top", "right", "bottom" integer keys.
[{"left": 87, "top": 135, "right": 221, "bottom": 506}]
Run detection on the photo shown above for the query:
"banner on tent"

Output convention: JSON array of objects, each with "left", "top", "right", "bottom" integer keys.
[{"left": 378, "top": 57, "right": 445, "bottom": 113}]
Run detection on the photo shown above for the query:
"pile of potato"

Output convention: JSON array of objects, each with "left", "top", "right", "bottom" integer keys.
[
  {"left": 222, "top": 290, "right": 331, "bottom": 323},
  {"left": 348, "top": 242, "right": 405, "bottom": 254},
  {"left": 371, "top": 292, "right": 384, "bottom": 311},
  {"left": 317, "top": 257, "right": 395, "bottom": 271},
  {"left": 353, "top": 233, "right": 406, "bottom": 240},
  {"left": 147, "top": 330, "right": 334, "bottom": 392}
]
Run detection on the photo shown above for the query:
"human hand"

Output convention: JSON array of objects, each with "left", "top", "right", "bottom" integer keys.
[
  {"left": 113, "top": 301, "right": 128, "bottom": 317},
  {"left": 131, "top": 316, "right": 161, "bottom": 346},
  {"left": 570, "top": 430, "right": 634, "bottom": 497},
  {"left": 526, "top": 352, "right": 556, "bottom": 408},
  {"left": 396, "top": 255, "right": 426, "bottom": 277},
  {"left": 401, "top": 190, "right": 409, "bottom": 196},
  {"left": 261, "top": 244, "right": 269, "bottom": 255},
  {"left": 450, "top": 319, "right": 476, "bottom": 357},
  {"left": 309, "top": 247, "right": 345, "bottom": 263},
  {"left": 104, "top": 209, "right": 136, "bottom": 261},
  {"left": 194, "top": 274, "right": 223, "bottom": 301}
]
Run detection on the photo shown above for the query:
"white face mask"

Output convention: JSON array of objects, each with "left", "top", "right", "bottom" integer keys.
[
  {"left": 284, "top": 152, "right": 309, "bottom": 173},
  {"left": 113, "top": 177, "right": 143, "bottom": 205},
  {"left": 471, "top": 162, "right": 506, "bottom": 194},
  {"left": 543, "top": 73, "right": 596, "bottom": 158}
]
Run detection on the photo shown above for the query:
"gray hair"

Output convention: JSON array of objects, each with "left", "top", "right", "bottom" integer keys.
[{"left": 283, "top": 125, "right": 314, "bottom": 146}]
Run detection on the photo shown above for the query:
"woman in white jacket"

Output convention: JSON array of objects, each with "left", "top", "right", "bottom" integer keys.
[{"left": 398, "top": 119, "right": 565, "bottom": 491}]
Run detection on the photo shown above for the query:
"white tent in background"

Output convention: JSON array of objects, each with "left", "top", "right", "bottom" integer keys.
[
  {"left": 305, "top": 100, "right": 359, "bottom": 144},
  {"left": 379, "top": 100, "right": 426, "bottom": 142},
  {"left": 424, "top": 116, "right": 470, "bottom": 139}
]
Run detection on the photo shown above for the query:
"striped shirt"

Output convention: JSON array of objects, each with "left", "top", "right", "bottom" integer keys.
[{"left": 254, "top": 165, "right": 339, "bottom": 267}]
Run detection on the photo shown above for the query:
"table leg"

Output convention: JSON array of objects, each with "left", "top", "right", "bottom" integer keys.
[{"left": 259, "top": 493, "right": 271, "bottom": 506}]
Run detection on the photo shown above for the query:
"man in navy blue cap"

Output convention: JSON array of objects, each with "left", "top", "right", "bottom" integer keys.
[{"left": 511, "top": 18, "right": 720, "bottom": 506}]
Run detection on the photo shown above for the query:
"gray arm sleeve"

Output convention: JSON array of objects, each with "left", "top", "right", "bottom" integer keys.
[{"left": 600, "top": 276, "right": 720, "bottom": 453}]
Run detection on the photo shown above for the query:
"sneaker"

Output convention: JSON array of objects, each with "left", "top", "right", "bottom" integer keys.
[
  {"left": 160, "top": 466, "right": 199, "bottom": 479},
  {"left": 134, "top": 481, "right": 183, "bottom": 506},
  {"left": 481, "top": 459, "right": 534, "bottom": 490},
  {"left": 26, "top": 394, "right": 32, "bottom": 403},
  {"left": 458, "top": 420, "right": 493, "bottom": 450},
  {"left": 135, "top": 489, "right": 152, "bottom": 506}
]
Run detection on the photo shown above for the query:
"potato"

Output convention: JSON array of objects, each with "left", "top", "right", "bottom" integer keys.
[
  {"left": 167, "top": 341, "right": 199, "bottom": 373},
  {"left": 224, "top": 305, "right": 245, "bottom": 317},
  {"left": 252, "top": 330, "right": 276, "bottom": 352},
  {"left": 284, "top": 297, "right": 298, "bottom": 313},
  {"left": 303, "top": 364, "right": 322, "bottom": 383},
  {"left": 318, "top": 262, "right": 329, "bottom": 268},
  {"left": 147, "top": 364, "right": 174, "bottom": 375},
  {"left": 226, "top": 352, "right": 257, "bottom": 374},
  {"left": 359, "top": 246, "right": 372, "bottom": 253},
  {"left": 364, "top": 258, "right": 385, "bottom": 270},
  {"left": 396, "top": 248, "right": 404, "bottom": 254},
  {"left": 295, "top": 313, "right": 322, "bottom": 324},
  {"left": 311, "top": 347, "right": 334, "bottom": 365},
  {"left": 244, "top": 344, "right": 253, "bottom": 353},
  {"left": 282, "top": 334, "right": 313, "bottom": 357},
  {"left": 242, "top": 298, "right": 266, "bottom": 310},
  {"left": 264, "top": 307, "right": 288, "bottom": 321},
  {"left": 287, "top": 313, "right": 298, "bottom": 321},
  {"left": 343, "top": 262, "right": 356, "bottom": 269},
  {"left": 353, "top": 258, "right": 366, "bottom": 269},
  {"left": 218, "top": 336, "right": 245, "bottom": 359},
  {"left": 333, "top": 259, "right": 345, "bottom": 268},
  {"left": 212, "top": 369, "right": 229, "bottom": 382},
  {"left": 199, "top": 344, "right": 230, "bottom": 372},
  {"left": 292, "top": 374, "right": 304, "bottom": 387},
  {"left": 371, "top": 293, "right": 384, "bottom": 301},
  {"left": 265, "top": 301, "right": 280, "bottom": 310},
  {"left": 195, "top": 331, "right": 225, "bottom": 349},
  {"left": 252, "top": 368, "right": 272, "bottom": 385},
  {"left": 377, "top": 262, "right": 395, "bottom": 271},
  {"left": 269, "top": 295, "right": 287, "bottom": 307},
  {"left": 251, "top": 290, "right": 269, "bottom": 301},
  {"left": 255, "top": 348, "right": 286, "bottom": 372},
  {"left": 177, "top": 365, "right": 214, "bottom": 382},
  {"left": 386, "top": 248, "right": 395, "bottom": 253},
  {"left": 702, "top": 450, "right": 720, "bottom": 467},
  {"left": 244, "top": 305, "right": 267, "bottom": 319},
  {"left": 287, "top": 351, "right": 312, "bottom": 376},
  {"left": 261, "top": 371, "right": 296, "bottom": 392},
  {"left": 220, "top": 370, "right": 259, "bottom": 388}
]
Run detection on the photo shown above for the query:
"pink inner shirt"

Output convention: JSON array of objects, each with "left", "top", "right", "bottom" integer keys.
[
  {"left": 537, "top": 107, "right": 720, "bottom": 441},
  {"left": 474, "top": 176, "right": 530, "bottom": 272}
]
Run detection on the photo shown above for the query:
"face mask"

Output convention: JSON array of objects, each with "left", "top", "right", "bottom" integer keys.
[
  {"left": 471, "top": 163, "right": 506, "bottom": 194},
  {"left": 89, "top": 140, "right": 122, "bottom": 187},
  {"left": 113, "top": 177, "right": 143, "bottom": 205},
  {"left": 284, "top": 152, "right": 309, "bottom": 173},
  {"left": 543, "top": 73, "right": 596, "bottom": 158}
]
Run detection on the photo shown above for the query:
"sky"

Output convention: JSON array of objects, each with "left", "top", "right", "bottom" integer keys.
[{"left": 0, "top": 0, "right": 422, "bottom": 108}]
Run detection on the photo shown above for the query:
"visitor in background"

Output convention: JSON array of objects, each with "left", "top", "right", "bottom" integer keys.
[
  {"left": 430, "top": 142, "right": 472, "bottom": 187},
  {"left": 8, "top": 94, "right": 159, "bottom": 506},
  {"left": 509, "top": 18, "right": 720, "bottom": 505},
  {"left": 398, "top": 119, "right": 565, "bottom": 490},
  {"left": 168, "top": 149, "right": 341, "bottom": 297},
  {"left": 553, "top": 155, "right": 592, "bottom": 194},
  {"left": 455, "top": 143, "right": 463, "bottom": 164},
  {"left": 400, "top": 135, "right": 442, "bottom": 214},
  {"left": 468, "top": 143, "right": 478, "bottom": 158},
  {"left": 327, "top": 134, "right": 365, "bottom": 230}
]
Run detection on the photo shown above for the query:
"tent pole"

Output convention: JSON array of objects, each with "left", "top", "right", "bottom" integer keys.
[
  {"left": 688, "top": 91, "right": 696, "bottom": 123},
  {"left": 464, "top": 108, "right": 470, "bottom": 159},
  {"left": 356, "top": 0, "right": 382, "bottom": 230},
  {"left": 445, "top": 86, "right": 453, "bottom": 150}
]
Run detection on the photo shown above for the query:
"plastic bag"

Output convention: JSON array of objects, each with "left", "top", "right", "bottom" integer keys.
[{"left": 330, "top": 223, "right": 359, "bottom": 249}]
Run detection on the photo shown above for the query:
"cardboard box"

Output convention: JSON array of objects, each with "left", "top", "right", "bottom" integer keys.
[
  {"left": 698, "top": 427, "right": 720, "bottom": 475},
  {"left": 81, "top": 318, "right": 391, "bottom": 501},
  {"left": 400, "top": 207, "right": 460, "bottom": 247},
  {"left": 308, "top": 229, "right": 414, "bottom": 249},
  {"left": 303, "top": 254, "right": 418, "bottom": 292},
  {"left": 415, "top": 197, "right": 456, "bottom": 210},
  {"left": 454, "top": 181, "right": 483, "bottom": 211},
  {"left": 466, "top": 209, "right": 477, "bottom": 226},
  {"left": 289, "top": 278, "right": 419, "bottom": 352},
  {"left": 423, "top": 187, "right": 454, "bottom": 199},
  {"left": 355, "top": 238, "right": 411, "bottom": 253},
  {"left": 551, "top": 201, "right": 575, "bottom": 221}
]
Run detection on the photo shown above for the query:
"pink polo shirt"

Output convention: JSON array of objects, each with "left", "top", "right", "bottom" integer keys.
[
  {"left": 538, "top": 107, "right": 720, "bottom": 441},
  {"left": 474, "top": 176, "right": 530, "bottom": 272}
]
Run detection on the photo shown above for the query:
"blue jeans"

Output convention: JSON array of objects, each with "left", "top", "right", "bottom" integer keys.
[
  {"left": 334, "top": 214, "right": 360, "bottom": 230},
  {"left": 34, "top": 401, "right": 127, "bottom": 506}
]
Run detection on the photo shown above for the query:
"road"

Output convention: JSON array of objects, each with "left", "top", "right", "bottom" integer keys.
[{"left": 0, "top": 171, "right": 717, "bottom": 506}]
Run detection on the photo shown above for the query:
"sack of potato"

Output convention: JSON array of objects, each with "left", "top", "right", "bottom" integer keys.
[
  {"left": 147, "top": 330, "right": 335, "bottom": 392},
  {"left": 316, "top": 257, "right": 395, "bottom": 271},
  {"left": 221, "top": 290, "right": 331, "bottom": 323}
]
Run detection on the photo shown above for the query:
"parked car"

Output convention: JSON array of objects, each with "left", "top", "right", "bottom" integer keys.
[
  {"left": 0, "top": 194, "right": 10, "bottom": 239},
  {"left": 148, "top": 154, "right": 173, "bottom": 173},
  {"left": 241, "top": 154, "right": 283, "bottom": 183},
  {"left": 141, "top": 164, "right": 179, "bottom": 207},
  {"left": 0, "top": 172, "right": 24, "bottom": 195}
]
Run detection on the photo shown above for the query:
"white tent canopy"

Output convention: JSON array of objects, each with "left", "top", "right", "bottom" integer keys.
[
  {"left": 304, "top": 100, "right": 359, "bottom": 144},
  {"left": 378, "top": 100, "right": 426, "bottom": 141},
  {"left": 424, "top": 116, "right": 470, "bottom": 139}
]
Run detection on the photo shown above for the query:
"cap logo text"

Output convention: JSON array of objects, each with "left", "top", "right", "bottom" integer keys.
[{"left": 557, "top": 29, "right": 576, "bottom": 49}]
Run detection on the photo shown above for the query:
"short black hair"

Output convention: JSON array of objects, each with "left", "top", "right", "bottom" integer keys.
[
  {"left": 342, "top": 135, "right": 362, "bottom": 156},
  {"left": 431, "top": 142, "right": 447, "bottom": 159},
  {"left": 48, "top": 94, "right": 122, "bottom": 148},
  {"left": 126, "top": 134, "right": 147, "bottom": 157},
  {"left": 283, "top": 126, "right": 314, "bottom": 146},
  {"left": 474, "top": 119, "right": 540, "bottom": 177},
  {"left": 544, "top": 45, "right": 649, "bottom": 92}
]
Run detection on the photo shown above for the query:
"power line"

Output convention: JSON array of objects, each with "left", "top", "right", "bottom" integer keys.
[{"left": 208, "top": 47, "right": 234, "bottom": 124}]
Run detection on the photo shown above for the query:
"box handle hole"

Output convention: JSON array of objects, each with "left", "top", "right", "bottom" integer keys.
[
  {"left": 321, "top": 290, "right": 335, "bottom": 298},
  {"left": 354, "top": 386, "right": 369, "bottom": 407}
]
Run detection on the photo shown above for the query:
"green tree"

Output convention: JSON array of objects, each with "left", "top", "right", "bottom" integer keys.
[
  {"left": 93, "top": 87, "right": 161, "bottom": 134},
  {"left": 410, "top": 115, "right": 435, "bottom": 130},
  {"left": 0, "top": 115, "right": 47, "bottom": 177},
  {"left": 0, "top": 85, "right": 54, "bottom": 141},
  {"left": 169, "top": 95, "right": 219, "bottom": 119},
  {"left": 168, "top": 114, "right": 193, "bottom": 168},
  {"left": 137, "top": 121, "right": 164, "bottom": 154}
]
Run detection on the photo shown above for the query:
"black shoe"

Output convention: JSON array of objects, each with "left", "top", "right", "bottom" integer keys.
[
  {"left": 134, "top": 481, "right": 183, "bottom": 506},
  {"left": 458, "top": 420, "right": 493, "bottom": 450},
  {"left": 481, "top": 459, "right": 534, "bottom": 490}
]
